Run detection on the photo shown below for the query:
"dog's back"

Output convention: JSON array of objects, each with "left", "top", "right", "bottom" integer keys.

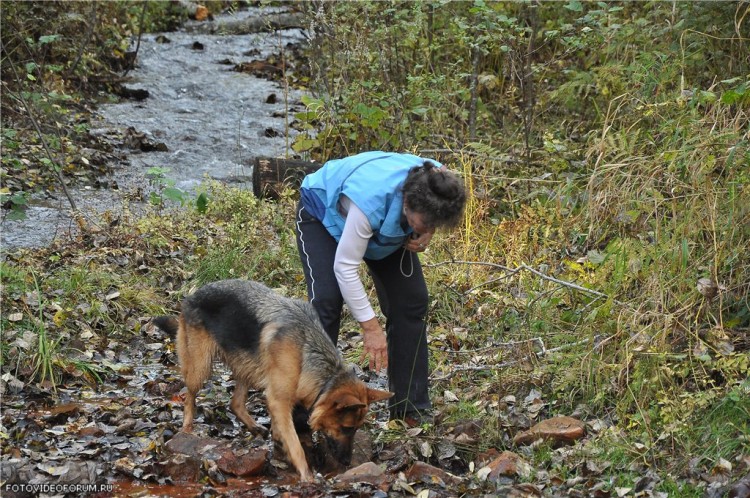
[
  {"left": 181, "top": 279, "right": 272, "bottom": 355},
  {"left": 181, "top": 279, "right": 335, "bottom": 360}
]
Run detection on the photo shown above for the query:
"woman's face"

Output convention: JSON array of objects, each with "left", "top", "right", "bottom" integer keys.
[{"left": 403, "top": 204, "right": 434, "bottom": 235}]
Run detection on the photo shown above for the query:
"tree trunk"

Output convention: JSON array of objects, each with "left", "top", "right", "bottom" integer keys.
[{"left": 252, "top": 157, "right": 320, "bottom": 199}]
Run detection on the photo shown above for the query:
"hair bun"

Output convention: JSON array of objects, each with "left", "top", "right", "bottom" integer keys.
[
  {"left": 403, "top": 159, "right": 466, "bottom": 228},
  {"left": 428, "top": 169, "right": 460, "bottom": 199}
]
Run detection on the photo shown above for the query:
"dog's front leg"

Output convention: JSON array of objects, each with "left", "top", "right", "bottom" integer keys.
[
  {"left": 267, "top": 395, "right": 314, "bottom": 482},
  {"left": 263, "top": 353, "right": 313, "bottom": 480},
  {"left": 182, "top": 391, "right": 197, "bottom": 433}
]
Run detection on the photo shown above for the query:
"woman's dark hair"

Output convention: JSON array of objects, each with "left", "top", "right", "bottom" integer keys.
[{"left": 402, "top": 160, "right": 467, "bottom": 228}]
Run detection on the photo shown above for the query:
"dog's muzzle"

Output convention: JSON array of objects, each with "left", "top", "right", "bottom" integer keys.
[{"left": 312, "top": 430, "right": 353, "bottom": 467}]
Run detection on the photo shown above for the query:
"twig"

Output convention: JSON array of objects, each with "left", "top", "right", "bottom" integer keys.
[
  {"left": 519, "top": 263, "right": 619, "bottom": 303},
  {"left": 123, "top": 1, "right": 148, "bottom": 77},
  {"left": 68, "top": 2, "right": 97, "bottom": 78},
  {"left": 442, "top": 336, "right": 545, "bottom": 355},
  {"left": 425, "top": 260, "right": 622, "bottom": 305},
  {"left": 431, "top": 336, "right": 602, "bottom": 381},
  {"left": 463, "top": 270, "right": 521, "bottom": 294},
  {"left": 467, "top": 44, "right": 480, "bottom": 142}
]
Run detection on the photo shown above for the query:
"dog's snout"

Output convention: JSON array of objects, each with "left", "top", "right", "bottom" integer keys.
[{"left": 326, "top": 434, "right": 355, "bottom": 466}]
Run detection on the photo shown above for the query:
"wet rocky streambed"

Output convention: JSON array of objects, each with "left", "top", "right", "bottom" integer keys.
[{"left": 1, "top": 6, "right": 304, "bottom": 251}]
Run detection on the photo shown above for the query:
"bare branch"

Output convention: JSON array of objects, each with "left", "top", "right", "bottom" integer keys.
[
  {"left": 431, "top": 336, "right": 605, "bottom": 381},
  {"left": 425, "top": 259, "right": 622, "bottom": 304}
]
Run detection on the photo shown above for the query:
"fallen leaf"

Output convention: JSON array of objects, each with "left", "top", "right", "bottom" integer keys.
[
  {"left": 37, "top": 462, "right": 70, "bottom": 476},
  {"left": 476, "top": 466, "right": 492, "bottom": 481},
  {"left": 437, "top": 440, "right": 456, "bottom": 460},
  {"left": 420, "top": 441, "right": 432, "bottom": 458}
]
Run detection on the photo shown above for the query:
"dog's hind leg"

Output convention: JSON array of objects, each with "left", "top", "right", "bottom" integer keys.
[
  {"left": 178, "top": 324, "right": 215, "bottom": 433},
  {"left": 230, "top": 378, "right": 269, "bottom": 437}
]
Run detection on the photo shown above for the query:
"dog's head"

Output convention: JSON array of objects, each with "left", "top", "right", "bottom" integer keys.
[{"left": 308, "top": 380, "right": 392, "bottom": 467}]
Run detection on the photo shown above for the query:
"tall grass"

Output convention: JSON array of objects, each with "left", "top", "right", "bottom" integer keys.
[{"left": 29, "top": 271, "right": 61, "bottom": 388}]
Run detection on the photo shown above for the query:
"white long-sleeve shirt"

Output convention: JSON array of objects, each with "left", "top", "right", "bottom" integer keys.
[{"left": 334, "top": 196, "right": 378, "bottom": 323}]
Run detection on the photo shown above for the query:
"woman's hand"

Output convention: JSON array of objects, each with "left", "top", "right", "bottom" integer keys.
[
  {"left": 360, "top": 318, "right": 388, "bottom": 372},
  {"left": 404, "top": 231, "right": 434, "bottom": 252}
]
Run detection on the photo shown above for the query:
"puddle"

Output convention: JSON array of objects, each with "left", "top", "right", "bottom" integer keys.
[
  {"left": 1, "top": 6, "right": 304, "bottom": 252},
  {"left": 111, "top": 477, "right": 278, "bottom": 497}
]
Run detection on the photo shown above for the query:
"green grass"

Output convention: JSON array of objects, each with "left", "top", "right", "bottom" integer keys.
[
  {"left": 192, "top": 246, "right": 252, "bottom": 285},
  {"left": 29, "top": 271, "right": 60, "bottom": 388}
]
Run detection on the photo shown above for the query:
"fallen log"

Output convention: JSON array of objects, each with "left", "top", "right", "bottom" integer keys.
[
  {"left": 252, "top": 157, "right": 320, "bottom": 199},
  {"left": 184, "top": 11, "right": 304, "bottom": 35},
  {"left": 175, "top": 1, "right": 210, "bottom": 21}
]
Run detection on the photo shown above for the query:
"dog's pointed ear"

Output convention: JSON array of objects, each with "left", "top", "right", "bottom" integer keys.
[
  {"left": 367, "top": 388, "right": 394, "bottom": 403},
  {"left": 333, "top": 393, "right": 366, "bottom": 412}
]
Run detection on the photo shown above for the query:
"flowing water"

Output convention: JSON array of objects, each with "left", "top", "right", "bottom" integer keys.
[{"left": 1, "top": 6, "right": 304, "bottom": 251}]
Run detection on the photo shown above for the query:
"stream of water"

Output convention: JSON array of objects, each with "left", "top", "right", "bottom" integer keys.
[{"left": 1, "top": 6, "right": 304, "bottom": 251}]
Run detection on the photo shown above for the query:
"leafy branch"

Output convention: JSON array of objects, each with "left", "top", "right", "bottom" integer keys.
[{"left": 3, "top": 51, "right": 82, "bottom": 223}]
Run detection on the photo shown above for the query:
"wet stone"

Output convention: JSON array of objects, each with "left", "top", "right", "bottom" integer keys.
[
  {"left": 164, "top": 432, "right": 268, "bottom": 478},
  {"left": 405, "top": 461, "right": 462, "bottom": 487},
  {"left": 160, "top": 453, "right": 202, "bottom": 483},
  {"left": 334, "top": 462, "right": 392, "bottom": 491},
  {"left": 216, "top": 447, "right": 267, "bottom": 477}
]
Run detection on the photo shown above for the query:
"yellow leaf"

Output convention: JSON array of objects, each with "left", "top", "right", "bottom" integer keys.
[{"left": 53, "top": 309, "right": 68, "bottom": 327}]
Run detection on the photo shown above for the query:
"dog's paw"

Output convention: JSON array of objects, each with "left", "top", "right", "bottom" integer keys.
[{"left": 250, "top": 425, "right": 270, "bottom": 438}]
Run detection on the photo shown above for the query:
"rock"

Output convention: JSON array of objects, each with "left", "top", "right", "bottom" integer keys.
[
  {"left": 513, "top": 416, "right": 585, "bottom": 446},
  {"left": 405, "top": 460, "right": 462, "bottom": 486},
  {"left": 78, "top": 425, "right": 105, "bottom": 437},
  {"left": 40, "top": 403, "right": 81, "bottom": 423},
  {"left": 475, "top": 448, "right": 501, "bottom": 467},
  {"left": 378, "top": 441, "right": 411, "bottom": 474},
  {"left": 338, "top": 462, "right": 384, "bottom": 479},
  {"left": 161, "top": 454, "right": 202, "bottom": 482},
  {"left": 451, "top": 419, "right": 484, "bottom": 440},
  {"left": 164, "top": 432, "right": 268, "bottom": 478},
  {"left": 216, "top": 447, "right": 267, "bottom": 477},
  {"left": 728, "top": 474, "right": 750, "bottom": 498},
  {"left": 334, "top": 462, "right": 392, "bottom": 491},
  {"left": 351, "top": 429, "right": 373, "bottom": 467},
  {"left": 165, "top": 432, "right": 222, "bottom": 457}
]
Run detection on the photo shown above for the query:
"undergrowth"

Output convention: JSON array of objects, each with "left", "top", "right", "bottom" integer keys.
[{"left": 1, "top": 0, "right": 749, "bottom": 492}]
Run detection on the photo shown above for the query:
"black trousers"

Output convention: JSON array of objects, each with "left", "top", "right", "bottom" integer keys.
[{"left": 295, "top": 203, "right": 431, "bottom": 417}]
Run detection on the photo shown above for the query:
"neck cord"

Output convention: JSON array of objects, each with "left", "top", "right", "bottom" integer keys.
[{"left": 400, "top": 247, "right": 414, "bottom": 277}]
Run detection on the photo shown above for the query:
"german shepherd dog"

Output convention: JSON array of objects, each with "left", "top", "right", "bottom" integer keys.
[{"left": 152, "top": 279, "right": 392, "bottom": 482}]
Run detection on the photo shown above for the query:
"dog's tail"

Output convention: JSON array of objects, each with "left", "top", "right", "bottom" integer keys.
[{"left": 152, "top": 315, "right": 179, "bottom": 338}]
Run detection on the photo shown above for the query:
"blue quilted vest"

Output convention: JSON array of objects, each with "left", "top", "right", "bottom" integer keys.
[{"left": 300, "top": 151, "right": 441, "bottom": 260}]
